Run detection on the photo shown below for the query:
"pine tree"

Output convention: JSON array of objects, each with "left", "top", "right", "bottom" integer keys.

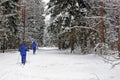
[
  {"left": 25, "top": 0, "right": 45, "bottom": 46},
  {"left": 0, "top": 0, "right": 20, "bottom": 49},
  {"left": 47, "top": 0, "right": 89, "bottom": 52},
  {"left": 0, "top": 0, "right": 19, "bottom": 35}
]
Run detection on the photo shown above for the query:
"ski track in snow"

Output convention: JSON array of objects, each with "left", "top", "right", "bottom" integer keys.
[{"left": 0, "top": 48, "right": 119, "bottom": 80}]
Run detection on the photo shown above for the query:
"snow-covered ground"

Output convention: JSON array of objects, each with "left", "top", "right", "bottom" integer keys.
[{"left": 0, "top": 47, "right": 120, "bottom": 80}]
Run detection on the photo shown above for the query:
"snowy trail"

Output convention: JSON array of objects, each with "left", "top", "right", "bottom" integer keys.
[{"left": 0, "top": 48, "right": 120, "bottom": 80}]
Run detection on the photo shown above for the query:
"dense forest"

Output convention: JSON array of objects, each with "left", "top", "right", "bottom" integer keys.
[
  {"left": 0, "top": 0, "right": 120, "bottom": 57},
  {"left": 0, "top": 0, "right": 45, "bottom": 49},
  {"left": 46, "top": 0, "right": 120, "bottom": 56}
]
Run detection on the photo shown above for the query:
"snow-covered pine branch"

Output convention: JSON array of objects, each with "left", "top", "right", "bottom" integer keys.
[
  {"left": 115, "top": 25, "right": 120, "bottom": 28},
  {"left": 92, "top": 7, "right": 117, "bottom": 10},
  {"left": 0, "top": 29, "right": 4, "bottom": 31},
  {"left": 0, "top": 0, "right": 9, "bottom": 5},
  {"left": 0, "top": 13, "right": 17, "bottom": 18},
  {"left": 92, "top": 20, "right": 102, "bottom": 28},
  {"left": 58, "top": 26, "right": 99, "bottom": 36},
  {"left": 85, "top": 16, "right": 106, "bottom": 19}
]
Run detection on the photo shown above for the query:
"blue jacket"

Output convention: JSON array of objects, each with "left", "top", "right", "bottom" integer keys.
[
  {"left": 32, "top": 42, "right": 37, "bottom": 50},
  {"left": 19, "top": 43, "right": 29, "bottom": 56}
]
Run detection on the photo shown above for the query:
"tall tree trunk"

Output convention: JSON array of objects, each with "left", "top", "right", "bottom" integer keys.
[
  {"left": 100, "top": 1, "right": 105, "bottom": 43},
  {"left": 70, "top": 28, "right": 75, "bottom": 53},
  {"left": 58, "top": 37, "right": 61, "bottom": 49},
  {"left": 22, "top": 6, "right": 26, "bottom": 42},
  {"left": 118, "top": 30, "right": 120, "bottom": 57},
  {"left": 115, "top": 8, "right": 120, "bottom": 57}
]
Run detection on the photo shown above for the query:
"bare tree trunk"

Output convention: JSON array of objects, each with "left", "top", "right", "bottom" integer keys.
[
  {"left": 115, "top": 8, "right": 120, "bottom": 57},
  {"left": 118, "top": 30, "right": 120, "bottom": 57},
  {"left": 22, "top": 6, "right": 26, "bottom": 42},
  {"left": 58, "top": 37, "right": 62, "bottom": 50},
  {"left": 100, "top": 1, "right": 105, "bottom": 43},
  {"left": 70, "top": 29, "right": 75, "bottom": 53}
]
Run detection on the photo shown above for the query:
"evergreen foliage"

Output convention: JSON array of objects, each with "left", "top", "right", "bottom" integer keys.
[
  {"left": 0, "top": 0, "right": 19, "bottom": 49},
  {"left": 46, "top": 0, "right": 120, "bottom": 55},
  {"left": 47, "top": 0, "right": 90, "bottom": 52}
]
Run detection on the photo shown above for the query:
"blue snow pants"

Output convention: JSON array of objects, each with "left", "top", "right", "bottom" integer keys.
[{"left": 21, "top": 54, "right": 26, "bottom": 64}]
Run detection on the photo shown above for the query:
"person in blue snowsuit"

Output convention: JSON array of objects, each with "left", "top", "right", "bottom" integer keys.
[
  {"left": 31, "top": 41, "right": 37, "bottom": 54},
  {"left": 19, "top": 43, "right": 29, "bottom": 64}
]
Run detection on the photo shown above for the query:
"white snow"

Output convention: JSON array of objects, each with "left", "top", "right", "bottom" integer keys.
[{"left": 0, "top": 48, "right": 120, "bottom": 80}]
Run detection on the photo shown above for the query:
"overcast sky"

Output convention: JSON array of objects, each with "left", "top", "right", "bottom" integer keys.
[
  {"left": 42, "top": 0, "right": 50, "bottom": 22},
  {"left": 42, "top": 0, "right": 49, "bottom": 4}
]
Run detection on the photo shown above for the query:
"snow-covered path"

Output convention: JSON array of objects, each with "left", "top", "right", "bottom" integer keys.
[{"left": 0, "top": 48, "right": 120, "bottom": 80}]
